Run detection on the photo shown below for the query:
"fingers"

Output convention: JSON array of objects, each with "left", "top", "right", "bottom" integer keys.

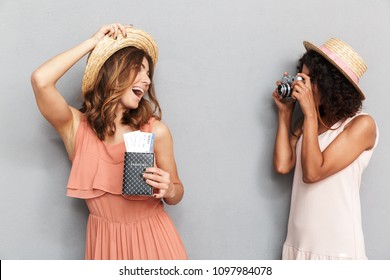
[
  {"left": 273, "top": 79, "right": 291, "bottom": 104},
  {"left": 143, "top": 168, "right": 172, "bottom": 199},
  {"left": 272, "top": 89, "right": 283, "bottom": 101},
  {"left": 108, "top": 24, "right": 118, "bottom": 38},
  {"left": 106, "top": 23, "right": 126, "bottom": 38},
  {"left": 273, "top": 72, "right": 311, "bottom": 111},
  {"left": 297, "top": 72, "right": 310, "bottom": 82},
  {"left": 94, "top": 23, "right": 127, "bottom": 42},
  {"left": 145, "top": 167, "right": 164, "bottom": 175},
  {"left": 117, "top": 24, "right": 127, "bottom": 37},
  {"left": 291, "top": 84, "right": 306, "bottom": 100},
  {"left": 291, "top": 74, "right": 312, "bottom": 100},
  {"left": 144, "top": 171, "right": 169, "bottom": 184}
]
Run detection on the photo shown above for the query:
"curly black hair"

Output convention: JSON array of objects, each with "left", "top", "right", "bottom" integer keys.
[{"left": 297, "top": 50, "right": 362, "bottom": 126}]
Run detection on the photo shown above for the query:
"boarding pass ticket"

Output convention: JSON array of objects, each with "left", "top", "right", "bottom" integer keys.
[{"left": 123, "top": 130, "right": 155, "bottom": 153}]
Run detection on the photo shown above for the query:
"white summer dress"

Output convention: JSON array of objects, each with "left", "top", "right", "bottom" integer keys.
[{"left": 282, "top": 113, "right": 378, "bottom": 260}]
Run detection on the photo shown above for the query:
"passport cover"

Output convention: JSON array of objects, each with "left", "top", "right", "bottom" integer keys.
[{"left": 122, "top": 152, "right": 154, "bottom": 196}]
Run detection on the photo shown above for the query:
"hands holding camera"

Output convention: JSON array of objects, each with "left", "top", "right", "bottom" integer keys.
[{"left": 273, "top": 72, "right": 317, "bottom": 119}]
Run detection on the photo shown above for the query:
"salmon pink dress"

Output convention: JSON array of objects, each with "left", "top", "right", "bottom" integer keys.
[{"left": 66, "top": 117, "right": 187, "bottom": 260}]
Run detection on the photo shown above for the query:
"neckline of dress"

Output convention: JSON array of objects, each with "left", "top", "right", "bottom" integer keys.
[
  {"left": 318, "top": 119, "right": 348, "bottom": 137},
  {"left": 102, "top": 139, "right": 125, "bottom": 148}
]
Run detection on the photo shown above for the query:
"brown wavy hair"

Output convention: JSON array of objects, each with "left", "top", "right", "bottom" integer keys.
[
  {"left": 80, "top": 47, "right": 162, "bottom": 140},
  {"left": 297, "top": 50, "right": 362, "bottom": 127}
]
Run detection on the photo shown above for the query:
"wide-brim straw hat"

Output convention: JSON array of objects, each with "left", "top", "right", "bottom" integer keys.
[
  {"left": 82, "top": 26, "right": 158, "bottom": 94},
  {"left": 303, "top": 38, "right": 367, "bottom": 100}
]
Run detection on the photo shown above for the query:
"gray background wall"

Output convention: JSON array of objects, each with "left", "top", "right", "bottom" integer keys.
[{"left": 1, "top": 0, "right": 389, "bottom": 260}]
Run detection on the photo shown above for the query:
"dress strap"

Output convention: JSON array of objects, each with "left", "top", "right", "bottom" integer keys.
[
  {"left": 140, "top": 117, "right": 156, "bottom": 133},
  {"left": 339, "top": 112, "right": 367, "bottom": 131}
]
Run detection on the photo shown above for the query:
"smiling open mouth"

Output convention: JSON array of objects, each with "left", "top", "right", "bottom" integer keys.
[{"left": 132, "top": 87, "right": 145, "bottom": 96}]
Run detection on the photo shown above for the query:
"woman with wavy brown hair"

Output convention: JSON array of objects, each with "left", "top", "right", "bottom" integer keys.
[
  {"left": 273, "top": 38, "right": 378, "bottom": 259},
  {"left": 31, "top": 23, "right": 187, "bottom": 260}
]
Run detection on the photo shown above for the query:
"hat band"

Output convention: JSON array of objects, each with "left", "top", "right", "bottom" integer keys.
[{"left": 319, "top": 45, "right": 359, "bottom": 84}]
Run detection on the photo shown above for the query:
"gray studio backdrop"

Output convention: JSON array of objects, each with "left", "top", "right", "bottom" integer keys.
[{"left": 1, "top": 0, "right": 389, "bottom": 259}]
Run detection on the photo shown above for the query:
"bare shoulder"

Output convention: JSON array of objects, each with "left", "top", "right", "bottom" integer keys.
[
  {"left": 345, "top": 114, "right": 377, "bottom": 149},
  {"left": 346, "top": 114, "right": 376, "bottom": 132},
  {"left": 151, "top": 119, "right": 173, "bottom": 140}
]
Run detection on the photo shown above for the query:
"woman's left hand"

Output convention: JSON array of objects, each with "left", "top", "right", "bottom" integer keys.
[
  {"left": 143, "top": 167, "right": 175, "bottom": 199},
  {"left": 291, "top": 73, "right": 317, "bottom": 118}
]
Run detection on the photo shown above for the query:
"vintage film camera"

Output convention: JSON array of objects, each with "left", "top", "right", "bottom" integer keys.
[{"left": 277, "top": 74, "right": 304, "bottom": 98}]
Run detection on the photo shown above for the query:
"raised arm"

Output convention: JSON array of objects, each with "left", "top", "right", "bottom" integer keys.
[
  {"left": 292, "top": 73, "right": 377, "bottom": 183},
  {"left": 31, "top": 24, "right": 126, "bottom": 157},
  {"left": 272, "top": 84, "right": 299, "bottom": 174}
]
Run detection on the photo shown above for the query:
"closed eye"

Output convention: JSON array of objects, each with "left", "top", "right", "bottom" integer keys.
[{"left": 141, "top": 63, "right": 150, "bottom": 76}]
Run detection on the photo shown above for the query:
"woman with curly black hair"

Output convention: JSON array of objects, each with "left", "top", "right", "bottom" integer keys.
[{"left": 273, "top": 38, "right": 378, "bottom": 260}]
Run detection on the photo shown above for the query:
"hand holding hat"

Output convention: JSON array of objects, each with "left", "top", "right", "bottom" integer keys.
[{"left": 92, "top": 23, "right": 127, "bottom": 43}]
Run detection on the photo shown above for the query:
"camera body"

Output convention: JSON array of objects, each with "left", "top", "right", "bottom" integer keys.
[{"left": 277, "top": 74, "right": 303, "bottom": 98}]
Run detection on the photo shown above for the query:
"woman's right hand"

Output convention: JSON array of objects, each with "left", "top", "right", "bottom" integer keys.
[
  {"left": 91, "top": 23, "right": 127, "bottom": 43},
  {"left": 272, "top": 72, "right": 295, "bottom": 114}
]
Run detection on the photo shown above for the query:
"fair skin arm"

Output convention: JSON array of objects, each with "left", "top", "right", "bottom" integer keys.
[
  {"left": 31, "top": 24, "right": 126, "bottom": 158},
  {"left": 292, "top": 73, "right": 377, "bottom": 183},
  {"left": 143, "top": 120, "right": 184, "bottom": 205}
]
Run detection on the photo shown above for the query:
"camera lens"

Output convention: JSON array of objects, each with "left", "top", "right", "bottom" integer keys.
[{"left": 277, "top": 83, "right": 292, "bottom": 98}]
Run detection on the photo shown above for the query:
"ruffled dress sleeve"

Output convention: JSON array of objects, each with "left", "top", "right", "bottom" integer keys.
[{"left": 66, "top": 117, "right": 155, "bottom": 199}]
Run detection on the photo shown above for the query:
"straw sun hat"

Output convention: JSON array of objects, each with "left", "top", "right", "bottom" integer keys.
[
  {"left": 82, "top": 26, "right": 158, "bottom": 94},
  {"left": 303, "top": 38, "right": 367, "bottom": 100}
]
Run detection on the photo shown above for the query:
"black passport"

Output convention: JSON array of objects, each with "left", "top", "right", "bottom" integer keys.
[{"left": 122, "top": 152, "right": 154, "bottom": 196}]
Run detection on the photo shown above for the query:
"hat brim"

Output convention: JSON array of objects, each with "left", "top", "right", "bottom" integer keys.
[
  {"left": 303, "top": 41, "right": 365, "bottom": 100},
  {"left": 82, "top": 26, "right": 158, "bottom": 94}
]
